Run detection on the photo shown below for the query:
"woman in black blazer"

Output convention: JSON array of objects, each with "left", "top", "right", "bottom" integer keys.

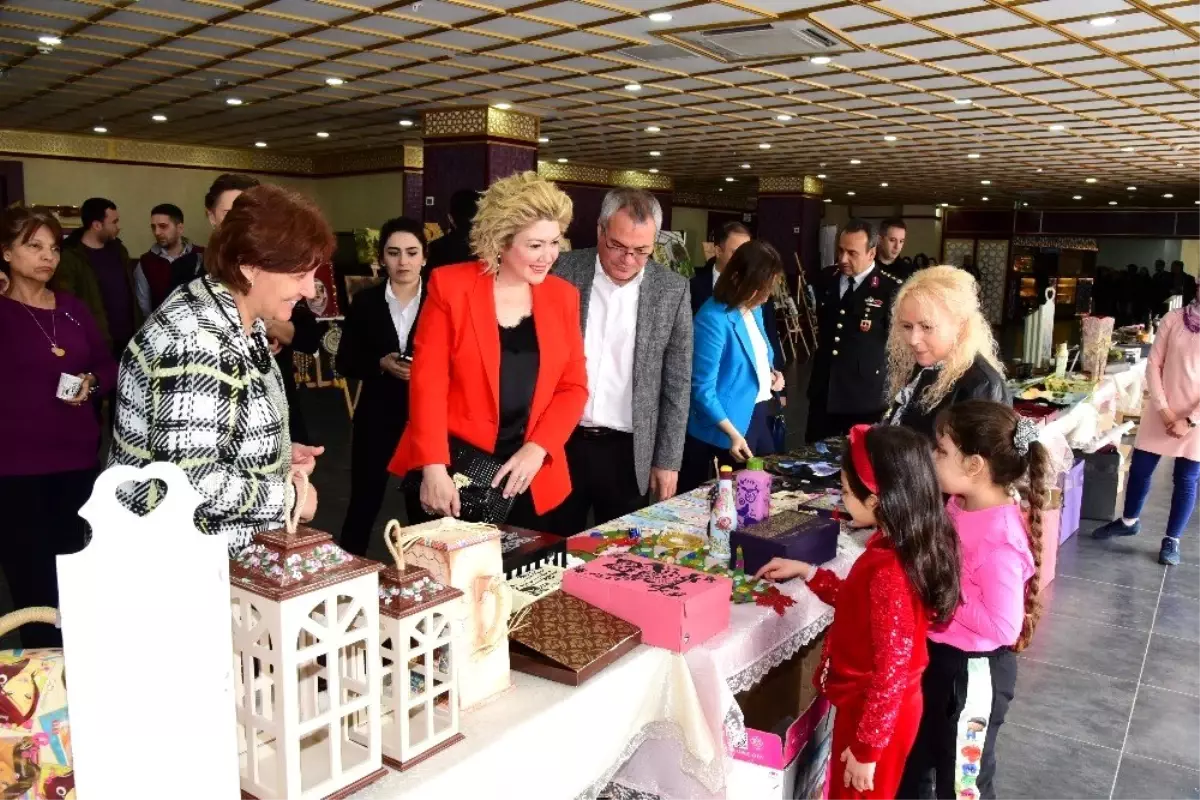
[{"left": 336, "top": 217, "right": 427, "bottom": 556}]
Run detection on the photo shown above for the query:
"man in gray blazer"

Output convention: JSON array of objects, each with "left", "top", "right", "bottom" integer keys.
[{"left": 551, "top": 188, "right": 693, "bottom": 532}]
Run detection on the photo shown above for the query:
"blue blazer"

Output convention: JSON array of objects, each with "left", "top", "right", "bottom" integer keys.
[{"left": 688, "top": 297, "right": 774, "bottom": 449}]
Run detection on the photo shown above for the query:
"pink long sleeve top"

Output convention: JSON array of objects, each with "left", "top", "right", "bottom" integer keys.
[
  {"left": 929, "top": 497, "right": 1035, "bottom": 653},
  {"left": 1135, "top": 309, "right": 1200, "bottom": 462}
]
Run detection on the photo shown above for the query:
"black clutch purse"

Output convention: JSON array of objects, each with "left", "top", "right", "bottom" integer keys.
[{"left": 404, "top": 438, "right": 516, "bottom": 524}]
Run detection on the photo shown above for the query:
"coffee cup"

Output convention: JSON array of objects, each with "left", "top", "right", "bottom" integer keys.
[{"left": 56, "top": 373, "right": 83, "bottom": 401}]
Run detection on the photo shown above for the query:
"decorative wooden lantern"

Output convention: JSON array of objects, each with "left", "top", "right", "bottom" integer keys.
[
  {"left": 371, "top": 522, "right": 466, "bottom": 770},
  {"left": 229, "top": 474, "right": 386, "bottom": 800}
]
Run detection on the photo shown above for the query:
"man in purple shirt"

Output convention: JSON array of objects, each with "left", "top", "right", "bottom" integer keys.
[{"left": 55, "top": 198, "right": 141, "bottom": 355}]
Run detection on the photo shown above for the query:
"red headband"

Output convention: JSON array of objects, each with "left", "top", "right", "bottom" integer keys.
[{"left": 848, "top": 424, "right": 879, "bottom": 495}]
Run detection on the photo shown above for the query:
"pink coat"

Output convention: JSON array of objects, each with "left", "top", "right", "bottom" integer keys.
[{"left": 1135, "top": 309, "right": 1200, "bottom": 461}]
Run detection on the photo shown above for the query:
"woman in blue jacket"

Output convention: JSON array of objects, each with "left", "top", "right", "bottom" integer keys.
[{"left": 679, "top": 240, "right": 786, "bottom": 492}]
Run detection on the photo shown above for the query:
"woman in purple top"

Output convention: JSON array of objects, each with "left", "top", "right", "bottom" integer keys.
[{"left": 0, "top": 206, "right": 117, "bottom": 647}]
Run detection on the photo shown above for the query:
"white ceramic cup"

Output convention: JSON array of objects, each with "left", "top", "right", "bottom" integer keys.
[{"left": 56, "top": 372, "right": 83, "bottom": 401}]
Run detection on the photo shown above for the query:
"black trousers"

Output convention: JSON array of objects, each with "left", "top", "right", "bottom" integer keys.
[
  {"left": 338, "top": 411, "right": 410, "bottom": 557},
  {"left": 898, "top": 640, "right": 1018, "bottom": 800},
  {"left": 804, "top": 401, "right": 884, "bottom": 444},
  {"left": 0, "top": 468, "right": 97, "bottom": 648},
  {"left": 679, "top": 401, "right": 776, "bottom": 494},
  {"left": 552, "top": 428, "right": 646, "bottom": 535}
]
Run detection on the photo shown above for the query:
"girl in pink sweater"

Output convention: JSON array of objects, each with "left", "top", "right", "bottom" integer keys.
[{"left": 898, "top": 400, "right": 1047, "bottom": 800}]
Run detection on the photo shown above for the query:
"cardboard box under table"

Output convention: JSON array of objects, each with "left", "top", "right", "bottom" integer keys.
[
  {"left": 730, "top": 510, "right": 840, "bottom": 577},
  {"left": 507, "top": 590, "right": 642, "bottom": 686}
]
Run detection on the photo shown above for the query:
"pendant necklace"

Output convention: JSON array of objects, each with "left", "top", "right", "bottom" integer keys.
[{"left": 16, "top": 296, "right": 65, "bottom": 356}]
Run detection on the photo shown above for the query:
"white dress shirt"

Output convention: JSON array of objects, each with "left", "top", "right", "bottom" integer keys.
[
  {"left": 840, "top": 262, "right": 876, "bottom": 298},
  {"left": 581, "top": 257, "right": 643, "bottom": 431},
  {"left": 743, "top": 309, "right": 773, "bottom": 402},
  {"left": 384, "top": 279, "right": 421, "bottom": 353}
]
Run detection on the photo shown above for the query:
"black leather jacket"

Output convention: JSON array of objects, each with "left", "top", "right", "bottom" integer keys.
[{"left": 885, "top": 354, "right": 1010, "bottom": 439}]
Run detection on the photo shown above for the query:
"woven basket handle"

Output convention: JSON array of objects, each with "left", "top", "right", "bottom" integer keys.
[{"left": 0, "top": 607, "right": 59, "bottom": 639}]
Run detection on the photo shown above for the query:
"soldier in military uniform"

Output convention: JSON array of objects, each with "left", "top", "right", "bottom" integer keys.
[{"left": 805, "top": 219, "right": 903, "bottom": 443}]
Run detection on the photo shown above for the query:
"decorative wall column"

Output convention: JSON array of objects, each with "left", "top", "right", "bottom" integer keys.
[
  {"left": 756, "top": 176, "right": 825, "bottom": 284},
  {"left": 421, "top": 107, "right": 540, "bottom": 227},
  {"left": 536, "top": 162, "right": 672, "bottom": 249}
]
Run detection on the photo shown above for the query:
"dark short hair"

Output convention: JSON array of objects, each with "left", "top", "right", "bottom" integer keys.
[
  {"left": 1171, "top": 260, "right": 1184, "bottom": 269},
  {"left": 205, "top": 185, "right": 335, "bottom": 294},
  {"left": 204, "top": 173, "right": 260, "bottom": 211},
  {"left": 80, "top": 197, "right": 116, "bottom": 229},
  {"left": 448, "top": 189, "right": 479, "bottom": 228},
  {"left": 1155, "top": 259, "right": 1166, "bottom": 267},
  {"left": 713, "top": 240, "right": 783, "bottom": 309},
  {"left": 0, "top": 206, "right": 64, "bottom": 275},
  {"left": 839, "top": 218, "right": 878, "bottom": 250},
  {"left": 151, "top": 203, "right": 184, "bottom": 224},
  {"left": 377, "top": 216, "right": 427, "bottom": 262},
  {"left": 715, "top": 221, "right": 751, "bottom": 247},
  {"left": 880, "top": 217, "right": 906, "bottom": 236}
]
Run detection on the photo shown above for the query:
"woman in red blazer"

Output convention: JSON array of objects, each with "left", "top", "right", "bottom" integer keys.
[{"left": 389, "top": 172, "right": 587, "bottom": 530}]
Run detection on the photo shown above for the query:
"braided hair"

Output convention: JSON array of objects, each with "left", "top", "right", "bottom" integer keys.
[{"left": 935, "top": 400, "right": 1049, "bottom": 651}]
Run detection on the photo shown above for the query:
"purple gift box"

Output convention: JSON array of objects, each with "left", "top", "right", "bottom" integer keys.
[
  {"left": 729, "top": 510, "right": 840, "bottom": 576},
  {"left": 1059, "top": 460, "right": 1084, "bottom": 544}
]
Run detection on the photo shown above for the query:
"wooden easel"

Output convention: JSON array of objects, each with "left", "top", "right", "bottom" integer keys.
[{"left": 792, "top": 253, "right": 819, "bottom": 359}]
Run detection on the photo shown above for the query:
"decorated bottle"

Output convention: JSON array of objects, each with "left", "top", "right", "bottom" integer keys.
[
  {"left": 736, "top": 457, "right": 772, "bottom": 527},
  {"left": 709, "top": 465, "right": 737, "bottom": 558}
]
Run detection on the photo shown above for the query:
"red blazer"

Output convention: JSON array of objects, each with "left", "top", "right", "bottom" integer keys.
[{"left": 388, "top": 261, "right": 589, "bottom": 514}]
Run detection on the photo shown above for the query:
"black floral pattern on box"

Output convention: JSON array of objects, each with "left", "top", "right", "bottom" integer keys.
[{"left": 575, "top": 555, "right": 718, "bottom": 598}]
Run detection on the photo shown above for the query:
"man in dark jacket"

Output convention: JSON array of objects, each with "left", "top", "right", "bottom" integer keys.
[{"left": 424, "top": 189, "right": 478, "bottom": 276}]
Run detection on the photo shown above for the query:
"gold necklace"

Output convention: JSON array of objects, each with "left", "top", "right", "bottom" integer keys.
[{"left": 13, "top": 295, "right": 65, "bottom": 356}]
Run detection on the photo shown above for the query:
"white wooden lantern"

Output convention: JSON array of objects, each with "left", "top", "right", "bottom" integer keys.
[
  {"left": 229, "top": 477, "right": 386, "bottom": 800},
  {"left": 371, "top": 522, "right": 466, "bottom": 770}
]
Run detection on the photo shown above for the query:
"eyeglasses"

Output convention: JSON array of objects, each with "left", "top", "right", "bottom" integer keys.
[{"left": 602, "top": 235, "right": 654, "bottom": 261}]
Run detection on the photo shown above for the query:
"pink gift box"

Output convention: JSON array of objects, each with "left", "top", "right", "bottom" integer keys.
[{"left": 562, "top": 554, "right": 732, "bottom": 653}]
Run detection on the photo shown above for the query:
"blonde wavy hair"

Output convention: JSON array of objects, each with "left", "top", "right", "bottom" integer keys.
[
  {"left": 470, "top": 171, "right": 573, "bottom": 273},
  {"left": 886, "top": 265, "right": 1003, "bottom": 411}
]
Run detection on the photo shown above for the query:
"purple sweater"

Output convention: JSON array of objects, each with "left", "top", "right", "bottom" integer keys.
[{"left": 0, "top": 291, "right": 118, "bottom": 477}]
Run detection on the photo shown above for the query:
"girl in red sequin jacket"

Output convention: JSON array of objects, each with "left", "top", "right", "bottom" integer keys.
[{"left": 757, "top": 424, "right": 961, "bottom": 799}]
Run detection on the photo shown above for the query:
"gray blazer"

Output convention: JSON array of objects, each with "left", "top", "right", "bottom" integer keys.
[{"left": 553, "top": 248, "right": 693, "bottom": 495}]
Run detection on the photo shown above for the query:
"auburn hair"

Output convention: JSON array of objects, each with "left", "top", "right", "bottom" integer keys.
[{"left": 935, "top": 400, "right": 1048, "bottom": 651}]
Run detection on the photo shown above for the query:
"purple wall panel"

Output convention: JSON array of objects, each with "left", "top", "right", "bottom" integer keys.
[
  {"left": 486, "top": 143, "right": 536, "bottom": 185},
  {"left": 422, "top": 143, "right": 488, "bottom": 225},
  {"left": 403, "top": 171, "right": 423, "bottom": 222}
]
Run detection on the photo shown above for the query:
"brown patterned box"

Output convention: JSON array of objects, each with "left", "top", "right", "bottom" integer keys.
[{"left": 508, "top": 591, "right": 642, "bottom": 686}]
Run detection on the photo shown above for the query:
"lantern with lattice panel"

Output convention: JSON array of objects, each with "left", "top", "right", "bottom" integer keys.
[{"left": 229, "top": 472, "right": 386, "bottom": 800}]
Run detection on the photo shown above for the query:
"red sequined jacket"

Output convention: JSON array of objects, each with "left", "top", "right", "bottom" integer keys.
[{"left": 808, "top": 532, "right": 931, "bottom": 762}]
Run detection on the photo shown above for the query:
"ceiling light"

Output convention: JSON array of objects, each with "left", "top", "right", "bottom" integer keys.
[
  {"left": 1109, "top": 201, "right": 1118, "bottom": 205},
  {"left": 1121, "top": 146, "right": 1134, "bottom": 152},
  {"left": 759, "top": 143, "right": 771, "bottom": 149},
  {"left": 1073, "top": 195, "right": 1082, "bottom": 200},
  {"left": 823, "top": 198, "right": 832, "bottom": 203},
  {"left": 494, "top": 102, "right": 511, "bottom": 110},
  {"left": 1085, "top": 178, "right": 1097, "bottom": 183},
  {"left": 538, "top": 136, "right": 549, "bottom": 143},
  {"left": 1048, "top": 124, "right": 1065, "bottom": 131},
  {"left": 1022, "top": 202, "right": 1029, "bottom": 207},
  {"left": 625, "top": 84, "right": 642, "bottom": 92},
  {"left": 981, "top": 180, "right": 991, "bottom": 185},
  {"left": 399, "top": 119, "right": 414, "bottom": 127},
  {"left": 649, "top": 150, "right": 661, "bottom": 156},
  {"left": 316, "top": 131, "right": 330, "bottom": 138},
  {"left": 226, "top": 97, "right": 244, "bottom": 106},
  {"left": 846, "top": 191, "right": 855, "bottom": 196},
  {"left": 1126, "top": 186, "right": 1136, "bottom": 191},
  {"left": 1035, "top": 168, "right": 1043, "bottom": 173},
  {"left": 557, "top": 157, "right": 568, "bottom": 163},
  {"left": 725, "top": 177, "right": 735, "bottom": 182},
  {"left": 954, "top": 98, "right": 972, "bottom": 105},
  {"left": 810, "top": 56, "right": 831, "bottom": 65},
  {"left": 718, "top": 188, "right": 724, "bottom": 193},
  {"left": 254, "top": 141, "right": 267, "bottom": 148},
  {"left": 982, "top": 196, "right": 989, "bottom": 201},
  {"left": 850, "top": 158, "right": 861, "bottom": 165},
  {"left": 648, "top": 12, "right": 672, "bottom": 22},
  {"left": 967, "top": 153, "right": 980, "bottom": 159},
  {"left": 151, "top": 114, "right": 167, "bottom": 122},
  {"left": 1163, "top": 193, "right": 1174, "bottom": 198},
  {"left": 880, "top": 182, "right": 888, "bottom": 187},
  {"left": 884, "top": 135, "right": 897, "bottom": 142},
  {"left": 645, "top": 126, "right": 661, "bottom": 132},
  {"left": 817, "top": 173, "right": 827, "bottom": 178},
  {"left": 649, "top": 168, "right": 658, "bottom": 173},
  {"left": 940, "top": 202, "right": 949, "bottom": 207},
  {"left": 741, "top": 163, "right": 751, "bottom": 169},
  {"left": 38, "top": 35, "right": 61, "bottom": 46},
  {"left": 325, "top": 77, "right": 345, "bottom": 86},
  {"left": 92, "top": 126, "right": 107, "bottom": 134},
  {"left": 1090, "top": 16, "right": 1117, "bottom": 27},
  {"left": 776, "top": 114, "right": 792, "bottom": 121}
]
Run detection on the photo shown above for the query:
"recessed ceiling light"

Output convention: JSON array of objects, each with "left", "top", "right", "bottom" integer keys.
[
  {"left": 494, "top": 102, "right": 511, "bottom": 110},
  {"left": 846, "top": 191, "right": 855, "bottom": 196},
  {"left": 940, "top": 202, "right": 950, "bottom": 207},
  {"left": 624, "top": 83, "right": 642, "bottom": 92},
  {"left": 823, "top": 198, "right": 832, "bottom": 204},
  {"left": 538, "top": 136, "right": 549, "bottom": 143},
  {"left": 1022, "top": 202, "right": 1029, "bottom": 207},
  {"left": 1035, "top": 168, "right": 1043, "bottom": 173},
  {"left": 967, "top": 153, "right": 980, "bottom": 159},
  {"left": 759, "top": 143, "right": 771, "bottom": 149},
  {"left": 954, "top": 98, "right": 972, "bottom": 105},
  {"left": 1085, "top": 178, "right": 1098, "bottom": 183},
  {"left": 92, "top": 126, "right": 107, "bottom": 134},
  {"left": 1048, "top": 124, "right": 1065, "bottom": 131},
  {"left": 399, "top": 119, "right": 414, "bottom": 127},
  {"left": 648, "top": 12, "right": 672, "bottom": 22},
  {"left": 810, "top": 56, "right": 831, "bottom": 65},
  {"left": 649, "top": 168, "right": 659, "bottom": 173},
  {"left": 1090, "top": 16, "right": 1117, "bottom": 27},
  {"left": 880, "top": 182, "right": 889, "bottom": 187},
  {"left": 884, "top": 135, "right": 897, "bottom": 142},
  {"left": 226, "top": 97, "right": 244, "bottom": 106},
  {"left": 850, "top": 158, "right": 861, "bottom": 164},
  {"left": 741, "top": 163, "right": 751, "bottom": 169},
  {"left": 325, "top": 77, "right": 345, "bottom": 86},
  {"left": 557, "top": 157, "right": 568, "bottom": 163},
  {"left": 725, "top": 177, "right": 735, "bottom": 182},
  {"left": 645, "top": 126, "right": 661, "bottom": 132},
  {"left": 1109, "top": 200, "right": 1118, "bottom": 205},
  {"left": 1121, "top": 146, "right": 1134, "bottom": 152},
  {"left": 649, "top": 150, "right": 661, "bottom": 156},
  {"left": 982, "top": 196, "right": 989, "bottom": 201},
  {"left": 817, "top": 173, "right": 827, "bottom": 178},
  {"left": 151, "top": 114, "right": 167, "bottom": 122},
  {"left": 776, "top": 114, "right": 792, "bottom": 121},
  {"left": 1163, "top": 193, "right": 1174, "bottom": 198},
  {"left": 981, "top": 180, "right": 991, "bottom": 185},
  {"left": 254, "top": 141, "right": 267, "bottom": 148},
  {"left": 316, "top": 131, "right": 330, "bottom": 138},
  {"left": 1073, "top": 195, "right": 1082, "bottom": 200},
  {"left": 38, "top": 35, "right": 61, "bottom": 46},
  {"left": 1126, "top": 186, "right": 1136, "bottom": 191},
  {"left": 718, "top": 188, "right": 724, "bottom": 193}
]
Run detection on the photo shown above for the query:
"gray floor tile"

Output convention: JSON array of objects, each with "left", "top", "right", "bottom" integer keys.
[
  {"left": 1142, "top": 633, "right": 1200, "bottom": 698},
  {"left": 1154, "top": 593, "right": 1200, "bottom": 644},
  {"left": 1056, "top": 535, "right": 1167, "bottom": 594},
  {"left": 1020, "top": 613, "right": 1150, "bottom": 683},
  {"left": 1125, "top": 686, "right": 1200, "bottom": 770},
  {"left": 1163, "top": 562, "right": 1200, "bottom": 601},
  {"left": 1008, "top": 658, "right": 1137, "bottom": 750},
  {"left": 994, "top": 723, "right": 1120, "bottom": 800},
  {"left": 1041, "top": 575, "right": 1161, "bottom": 631},
  {"left": 1113, "top": 754, "right": 1200, "bottom": 800}
]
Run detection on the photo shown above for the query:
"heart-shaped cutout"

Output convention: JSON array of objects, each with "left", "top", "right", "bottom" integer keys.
[{"left": 116, "top": 478, "right": 170, "bottom": 518}]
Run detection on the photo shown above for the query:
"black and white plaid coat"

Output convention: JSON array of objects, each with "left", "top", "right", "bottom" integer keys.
[{"left": 109, "top": 277, "right": 294, "bottom": 554}]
